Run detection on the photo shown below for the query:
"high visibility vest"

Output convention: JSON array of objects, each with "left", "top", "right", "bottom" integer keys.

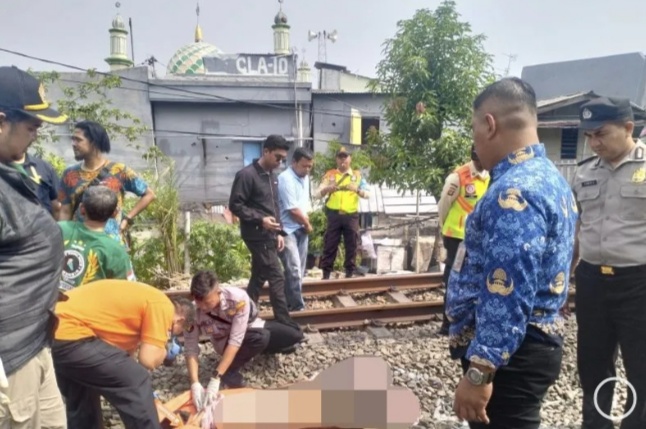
[
  {"left": 441, "top": 164, "right": 489, "bottom": 240},
  {"left": 324, "top": 169, "right": 362, "bottom": 214}
]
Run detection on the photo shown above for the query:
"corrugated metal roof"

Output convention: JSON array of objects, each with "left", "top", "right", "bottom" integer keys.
[{"left": 359, "top": 185, "right": 437, "bottom": 215}]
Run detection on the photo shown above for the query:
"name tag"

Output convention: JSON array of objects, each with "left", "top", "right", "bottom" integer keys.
[
  {"left": 582, "top": 180, "right": 597, "bottom": 187},
  {"left": 452, "top": 242, "right": 467, "bottom": 273}
]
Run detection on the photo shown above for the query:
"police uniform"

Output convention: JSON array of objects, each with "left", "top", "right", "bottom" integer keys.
[
  {"left": 571, "top": 97, "right": 646, "bottom": 429},
  {"left": 316, "top": 147, "right": 369, "bottom": 279},
  {"left": 436, "top": 147, "right": 489, "bottom": 333},
  {"left": 183, "top": 286, "right": 303, "bottom": 388}
]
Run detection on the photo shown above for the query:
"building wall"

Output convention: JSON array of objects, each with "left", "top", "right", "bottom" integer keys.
[
  {"left": 153, "top": 102, "right": 303, "bottom": 204},
  {"left": 38, "top": 66, "right": 155, "bottom": 172},
  {"left": 311, "top": 93, "right": 388, "bottom": 153}
]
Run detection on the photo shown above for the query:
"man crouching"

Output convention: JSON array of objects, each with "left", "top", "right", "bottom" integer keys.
[{"left": 185, "top": 270, "right": 304, "bottom": 412}]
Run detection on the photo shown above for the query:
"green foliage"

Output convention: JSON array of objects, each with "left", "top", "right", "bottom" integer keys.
[
  {"left": 366, "top": 0, "right": 495, "bottom": 198},
  {"left": 187, "top": 220, "right": 251, "bottom": 283}
]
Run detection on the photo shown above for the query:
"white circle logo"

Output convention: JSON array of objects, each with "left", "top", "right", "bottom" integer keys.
[{"left": 593, "top": 377, "right": 637, "bottom": 421}]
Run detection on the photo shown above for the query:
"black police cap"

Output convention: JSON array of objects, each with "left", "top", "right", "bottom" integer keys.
[{"left": 579, "top": 97, "right": 634, "bottom": 131}]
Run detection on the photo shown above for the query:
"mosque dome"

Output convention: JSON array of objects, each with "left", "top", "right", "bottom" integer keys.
[
  {"left": 112, "top": 14, "right": 126, "bottom": 30},
  {"left": 166, "top": 24, "right": 223, "bottom": 75},
  {"left": 274, "top": 10, "right": 288, "bottom": 25}
]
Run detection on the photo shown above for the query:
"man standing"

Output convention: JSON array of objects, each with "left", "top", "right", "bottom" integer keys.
[
  {"left": 447, "top": 77, "right": 578, "bottom": 428},
  {"left": 315, "top": 147, "right": 369, "bottom": 279},
  {"left": 52, "top": 279, "right": 195, "bottom": 429},
  {"left": 58, "top": 120, "right": 155, "bottom": 248},
  {"left": 0, "top": 65, "right": 68, "bottom": 429},
  {"left": 571, "top": 97, "right": 646, "bottom": 429},
  {"left": 228, "top": 134, "right": 299, "bottom": 330},
  {"left": 277, "top": 147, "right": 314, "bottom": 312},
  {"left": 185, "top": 271, "right": 304, "bottom": 411},
  {"left": 436, "top": 145, "right": 489, "bottom": 335},
  {"left": 15, "top": 146, "right": 61, "bottom": 218},
  {"left": 59, "top": 185, "right": 136, "bottom": 290}
]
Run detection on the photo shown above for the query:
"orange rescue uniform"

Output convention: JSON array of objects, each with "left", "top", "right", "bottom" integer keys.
[{"left": 54, "top": 279, "right": 175, "bottom": 353}]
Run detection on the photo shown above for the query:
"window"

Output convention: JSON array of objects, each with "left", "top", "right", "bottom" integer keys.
[
  {"left": 560, "top": 128, "right": 578, "bottom": 160},
  {"left": 242, "top": 142, "right": 261, "bottom": 166},
  {"left": 361, "top": 117, "right": 380, "bottom": 145}
]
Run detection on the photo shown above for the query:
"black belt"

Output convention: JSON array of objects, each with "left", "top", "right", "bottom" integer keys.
[{"left": 580, "top": 260, "right": 646, "bottom": 276}]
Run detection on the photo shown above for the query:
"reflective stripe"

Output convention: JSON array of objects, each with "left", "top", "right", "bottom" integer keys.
[{"left": 441, "top": 164, "right": 489, "bottom": 239}]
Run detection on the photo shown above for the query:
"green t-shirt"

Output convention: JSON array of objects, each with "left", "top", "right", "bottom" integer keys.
[{"left": 58, "top": 221, "right": 136, "bottom": 290}]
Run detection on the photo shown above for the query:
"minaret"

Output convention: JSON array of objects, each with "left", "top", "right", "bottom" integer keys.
[
  {"left": 272, "top": 0, "right": 290, "bottom": 55},
  {"left": 297, "top": 50, "right": 311, "bottom": 83},
  {"left": 105, "top": 2, "right": 133, "bottom": 71}
]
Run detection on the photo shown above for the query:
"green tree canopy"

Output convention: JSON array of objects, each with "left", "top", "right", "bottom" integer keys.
[{"left": 366, "top": 0, "right": 495, "bottom": 198}]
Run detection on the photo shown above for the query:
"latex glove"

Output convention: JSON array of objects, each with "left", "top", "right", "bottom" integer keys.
[
  {"left": 191, "top": 382, "right": 206, "bottom": 411},
  {"left": 204, "top": 376, "right": 221, "bottom": 407}
]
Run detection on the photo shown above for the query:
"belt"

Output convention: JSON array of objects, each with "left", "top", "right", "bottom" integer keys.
[{"left": 579, "top": 260, "right": 646, "bottom": 276}]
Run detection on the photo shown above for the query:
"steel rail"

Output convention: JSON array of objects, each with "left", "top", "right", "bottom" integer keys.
[{"left": 164, "top": 272, "right": 444, "bottom": 300}]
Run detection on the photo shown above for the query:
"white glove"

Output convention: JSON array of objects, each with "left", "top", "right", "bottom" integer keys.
[
  {"left": 191, "top": 382, "right": 206, "bottom": 411},
  {"left": 204, "top": 376, "right": 221, "bottom": 408}
]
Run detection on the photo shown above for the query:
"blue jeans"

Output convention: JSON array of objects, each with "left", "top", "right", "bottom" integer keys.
[{"left": 279, "top": 228, "right": 308, "bottom": 311}]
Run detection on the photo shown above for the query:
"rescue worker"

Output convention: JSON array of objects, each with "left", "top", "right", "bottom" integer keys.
[
  {"left": 436, "top": 144, "right": 489, "bottom": 335},
  {"left": 571, "top": 97, "right": 646, "bottom": 429},
  {"left": 316, "top": 147, "right": 369, "bottom": 279},
  {"left": 52, "top": 279, "right": 195, "bottom": 429},
  {"left": 228, "top": 134, "right": 299, "bottom": 331},
  {"left": 0, "top": 65, "right": 68, "bottom": 429},
  {"left": 185, "top": 270, "right": 305, "bottom": 412},
  {"left": 58, "top": 120, "right": 156, "bottom": 248},
  {"left": 447, "top": 77, "right": 577, "bottom": 428},
  {"left": 59, "top": 185, "right": 136, "bottom": 290}
]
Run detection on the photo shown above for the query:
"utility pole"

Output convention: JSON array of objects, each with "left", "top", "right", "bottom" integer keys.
[{"left": 503, "top": 53, "right": 518, "bottom": 77}]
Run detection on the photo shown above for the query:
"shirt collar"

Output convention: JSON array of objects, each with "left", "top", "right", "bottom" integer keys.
[
  {"left": 469, "top": 162, "right": 489, "bottom": 179},
  {"left": 490, "top": 143, "right": 546, "bottom": 183}
]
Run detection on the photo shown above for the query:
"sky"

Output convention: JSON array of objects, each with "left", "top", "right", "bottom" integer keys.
[{"left": 0, "top": 0, "right": 643, "bottom": 81}]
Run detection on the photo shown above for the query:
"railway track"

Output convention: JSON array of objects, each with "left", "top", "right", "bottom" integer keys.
[{"left": 164, "top": 273, "right": 577, "bottom": 332}]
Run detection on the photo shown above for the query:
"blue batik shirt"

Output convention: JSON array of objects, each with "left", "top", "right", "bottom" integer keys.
[{"left": 446, "top": 143, "right": 578, "bottom": 370}]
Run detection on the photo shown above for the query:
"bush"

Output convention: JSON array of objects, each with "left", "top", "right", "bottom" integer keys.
[{"left": 188, "top": 220, "right": 251, "bottom": 283}]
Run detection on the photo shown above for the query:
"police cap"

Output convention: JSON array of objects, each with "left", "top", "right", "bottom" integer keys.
[{"left": 579, "top": 97, "right": 634, "bottom": 131}]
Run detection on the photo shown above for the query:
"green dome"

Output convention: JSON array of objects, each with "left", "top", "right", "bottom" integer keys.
[{"left": 166, "top": 40, "right": 222, "bottom": 75}]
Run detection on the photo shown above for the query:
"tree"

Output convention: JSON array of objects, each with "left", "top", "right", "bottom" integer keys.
[
  {"left": 366, "top": 0, "right": 494, "bottom": 198},
  {"left": 366, "top": 0, "right": 495, "bottom": 269}
]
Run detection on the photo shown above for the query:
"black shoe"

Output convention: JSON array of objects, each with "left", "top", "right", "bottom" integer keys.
[{"left": 221, "top": 371, "right": 246, "bottom": 389}]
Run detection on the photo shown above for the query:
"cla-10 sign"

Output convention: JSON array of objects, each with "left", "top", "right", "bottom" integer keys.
[{"left": 204, "top": 54, "right": 295, "bottom": 77}]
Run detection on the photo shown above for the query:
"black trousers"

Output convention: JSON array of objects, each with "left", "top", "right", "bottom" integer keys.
[
  {"left": 575, "top": 261, "right": 646, "bottom": 429},
  {"left": 244, "top": 239, "right": 299, "bottom": 331},
  {"left": 440, "top": 235, "right": 462, "bottom": 326},
  {"left": 51, "top": 337, "right": 161, "bottom": 429},
  {"left": 459, "top": 335, "right": 562, "bottom": 429},
  {"left": 222, "top": 321, "right": 304, "bottom": 386},
  {"left": 319, "top": 211, "right": 360, "bottom": 276}
]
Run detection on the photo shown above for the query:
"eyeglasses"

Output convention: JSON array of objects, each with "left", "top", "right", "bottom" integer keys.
[{"left": 274, "top": 154, "right": 286, "bottom": 162}]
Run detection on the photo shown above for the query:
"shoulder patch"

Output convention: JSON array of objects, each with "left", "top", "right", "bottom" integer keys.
[{"left": 577, "top": 155, "right": 598, "bottom": 167}]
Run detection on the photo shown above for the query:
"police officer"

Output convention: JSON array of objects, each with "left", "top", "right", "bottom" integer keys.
[
  {"left": 571, "top": 97, "right": 646, "bottom": 429},
  {"left": 436, "top": 144, "right": 489, "bottom": 335},
  {"left": 185, "top": 270, "right": 304, "bottom": 412},
  {"left": 316, "top": 147, "right": 369, "bottom": 279}
]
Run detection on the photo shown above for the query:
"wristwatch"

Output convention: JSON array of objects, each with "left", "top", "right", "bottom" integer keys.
[
  {"left": 213, "top": 372, "right": 222, "bottom": 380},
  {"left": 465, "top": 366, "right": 495, "bottom": 386}
]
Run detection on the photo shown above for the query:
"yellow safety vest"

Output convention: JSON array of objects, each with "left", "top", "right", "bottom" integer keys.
[
  {"left": 441, "top": 164, "right": 489, "bottom": 240},
  {"left": 324, "top": 169, "right": 362, "bottom": 214}
]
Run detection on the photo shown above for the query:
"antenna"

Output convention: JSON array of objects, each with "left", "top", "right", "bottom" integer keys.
[
  {"left": 129, "top": 17, "right": 135, "bottom": 63},
  {"left": 503, "top": 53, "right": 517, "bottom": 76},
  {"left": 307, "top": 29, "right": 338, "bottom": 62}
]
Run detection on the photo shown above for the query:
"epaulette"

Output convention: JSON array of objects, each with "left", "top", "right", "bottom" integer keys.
[{"left": 577, "top": 155, "right": 598, "bottom": 167}]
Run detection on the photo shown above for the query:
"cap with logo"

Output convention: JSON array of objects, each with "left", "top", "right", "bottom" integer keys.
[
  {"left": 0, "top": 66, "right": 67, "bottom": 124},
  {"left": 579, "top": 97, "right": 634, "bottom": 131},
  {"left": 336, "top": 146, "right": 350, "bottom": 157}
]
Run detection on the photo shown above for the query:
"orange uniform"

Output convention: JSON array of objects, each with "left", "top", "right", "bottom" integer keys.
[{"left": 54, "top": 279, "right": 174, "bottom": 353}]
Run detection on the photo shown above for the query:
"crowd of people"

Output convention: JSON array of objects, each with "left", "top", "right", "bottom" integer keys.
[{"left": 1, "top": 61, "right": 645, "bottom": 429}]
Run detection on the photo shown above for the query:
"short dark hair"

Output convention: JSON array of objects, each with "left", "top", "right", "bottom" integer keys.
[
  {"left": 75, "top": 120, "right": 111, "bottom": 153},
  {"left": 190, "top": 270, "right": 219, "bottom": 300},
  {"left": 263, "top": 134, "right": 290, "bottom": 152},
  {"left": 473, "top": 77, "right": 537, "bottom": 115},
  {"left": 81, "top": 185, "right": 118, "bottom": 222},
  {"left": 171, "top": 297, "right": 196, "bottom": 326},
  {"left": 0, "top": 108, "right": 35, "bottom": 124},
  {"left": 292, "top": 147, "right": 313, "bottom": 163}
]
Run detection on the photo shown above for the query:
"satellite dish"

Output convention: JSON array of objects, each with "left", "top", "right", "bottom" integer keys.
[
  {"left": 307, "top": 30, "right": 318, "bottom": 41},
  {"left": 327, "top": 30, "right": 338, "bottom": 43}
]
